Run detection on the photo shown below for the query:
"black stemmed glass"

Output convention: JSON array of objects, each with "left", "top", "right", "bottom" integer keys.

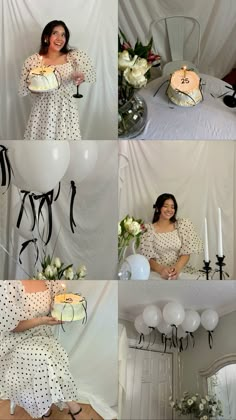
[
  {"left": 223, "top": 84, "right": 236, "bottom": 108},
  {"left": 72, "top": 63, "right": 83, "bottom": 99}
]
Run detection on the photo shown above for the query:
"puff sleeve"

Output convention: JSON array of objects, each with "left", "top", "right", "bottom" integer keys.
[
  {"left": 46, "top": 280, "right": 65, "bottom": 300},
  {"left": 177, "top": 218, "right": 203, "bottom": 255},
  {"left": 139, "top": 224, "right": 157, "bottom": 260},
  {"left": 0, "top": 281, "right": 28, "bottom": 333},
  {"left": 18, "top": 53, "right": 40, "bottom": 97},
  {"left": 68, "top": 49, "right": 96, "bottom": 83}
]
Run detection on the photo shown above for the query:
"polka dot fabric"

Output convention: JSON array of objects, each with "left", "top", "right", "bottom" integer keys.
[
  {"left": 140, "top": 218, "right": 203, "bottom": 274},
  {"left": 0, "top": 281, "right": 79, "bottom": 419},
  {"left": 19, "top": 50, "right": 96, "bottom": 140}
]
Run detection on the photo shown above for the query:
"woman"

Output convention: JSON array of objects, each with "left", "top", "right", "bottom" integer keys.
[
  {"left": 140, "top": 193, "right": 203, "bottom": 279},
  {"left": 0, "top": 280, "right": 84, "bottom": 419},
  {"left": 19, "top": 20, "right": 96, "bottom": 140}
]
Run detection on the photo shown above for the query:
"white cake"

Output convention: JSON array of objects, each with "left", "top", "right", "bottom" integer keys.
[
  {"left": 28, "top": 66, "right": 60, "bottom": 92},
  {"left": 51, "top": 293, "right": 86, "bottom": 322},
  {"left": 167, "top": 69, "right": 202, "bottom": 107}
]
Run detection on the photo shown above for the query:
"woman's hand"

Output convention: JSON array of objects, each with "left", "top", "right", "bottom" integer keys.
[
  {"left": 167, "top": 267, "right": 179, "bottom": 280},
  {"left": 73, "top": 71, "right": 85, "bottom": 86},
  {"left": 40, "top": 316, "right": 64, "bottom": 325}
]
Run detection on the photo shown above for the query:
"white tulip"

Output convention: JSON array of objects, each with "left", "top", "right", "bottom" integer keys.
[
  {"left": 54, "top": 257, "right": 61, "bottom": 268},
  {"left": 45, "top": 265, "right": 54, "bottom": 278},
  {"left": 118, "top": 51, "right": 138, "bottom": 71}
]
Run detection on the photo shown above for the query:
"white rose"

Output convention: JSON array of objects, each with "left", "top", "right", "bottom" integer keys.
[
  {"left": 64, "top": 267, "right": 74, "bottom": 280},
  {"left": 124, "top": 67, "right": 148, "bottom": 88},
  {"left": 205, "top": 395, "right": 210, "bottom": 401},
  {"left": 199, "top": 403, "right": 204, "bottom": 410},
  {"left": 124, "top": 217, "right": 133, "bottom": 230},
  {"left": 36, "top": 272, "right": 46, "bottom": 280},
  {"left": 192, "top": 396, "right": 197, "bottom": 401},
  {"left": 187, "top": 399, "right": 193, "bottom": 406},
  {"left": 77, "top": 265, "right": 87, "bottom": 278},
  {"left": 202, "top": 416, "right": 208, "bottom": 420},
  {"left": 127, "top": 221, "right": 141, "bottom": 236},
  {"left": 54, "top": 257, "right": 61, "bottom": 268},
  {"left": 45, "top": 265, "right": 54, "bottom": 278},
  {"left": 118, "top": 223, "right": 121, "bottom": 235},
  {"left": 132, "top": 58, "right": 151, "bottom": 74},
  {"left": 201, "top": 399, "right": 206, "bottom": 405},
  {"left": 118, "top": 51, "right": 138, "bottom": 71}
]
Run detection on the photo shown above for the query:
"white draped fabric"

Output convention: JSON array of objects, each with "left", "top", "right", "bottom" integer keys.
[
  {"left": 119, "top": 0, "right": 236, "bottom": 79},
  {"left": 0, "top": 0, "right": 117, "bottom": 140},
  {"left": 119, "top": 141, "right": 236, "bottom": 279},
  {"left": 0, "top": 141, "right": 118, "bottom": 280},
  {"left": 208, "top": 364, "right": 236, "bottom": 420},
  {"left": 55, "top": 280, "right": 118, "bottom": 419}
]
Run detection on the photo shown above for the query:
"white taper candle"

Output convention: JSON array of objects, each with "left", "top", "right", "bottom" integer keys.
[
  {"left": 204, "top": 218, "right": 209, "bottom": 262},
  {"left": 217, "top": 208, "right": 223, "bottom": 257}
]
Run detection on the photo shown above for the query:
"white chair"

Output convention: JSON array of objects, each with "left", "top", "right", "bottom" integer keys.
[{"left": 150, "top": 16, "right": 201, "bottom": 76}]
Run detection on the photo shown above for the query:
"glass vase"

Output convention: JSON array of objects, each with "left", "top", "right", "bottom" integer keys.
[
  {"left": 117, "top": 246, "right": 131, "bottom": 280},
  {"left": 118, "top": 92, "right": 148, "bottom": 139}
]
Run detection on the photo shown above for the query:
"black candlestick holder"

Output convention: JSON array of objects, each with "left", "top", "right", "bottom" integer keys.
[
  {"left": 201, "top": 260, "right": 212, "bottom": 280},
  {"left": 223, "top": 84, "right": 236, "bottom": 108},
  {"left": 215, "top": 255, "right": 226, "bottom": 280}
]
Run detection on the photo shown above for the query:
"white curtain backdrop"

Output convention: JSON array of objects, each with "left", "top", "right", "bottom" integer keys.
[
  {"left": 0, "top": 0, "right": 117, "bottom": 140},
  {"left": 119, "top": 0, "right": 236, "bottom": 79},
  {"left": 0, "top": 140, "right": 118, "bottom": 279},
  {"left": 119, "top": 141, "right": 236, "bottom": 279},
  {"left": 54, "top": 280, "right": 118, "bottom": 419}
]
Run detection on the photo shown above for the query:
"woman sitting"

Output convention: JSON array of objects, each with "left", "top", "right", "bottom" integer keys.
[{"left": 140, "top": 193, "right": 203, "bottom": 280}]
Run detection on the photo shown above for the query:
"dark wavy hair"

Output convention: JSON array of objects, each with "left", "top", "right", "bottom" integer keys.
[
  {"left": 152, "top": 193, "right": 178, "bottom": 223},
  {"left": 39, "top": 20, "right": 72, "bottom": 55}
]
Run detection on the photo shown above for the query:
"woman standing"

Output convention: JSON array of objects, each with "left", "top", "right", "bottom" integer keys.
[
  {"left": 0, "top": 280, "right": 84, "bottom": 419},
  {"left": 19, "top": 20, "right": 96, "bottom": 140},
  {"left": 140, "top": 193, "right": 203, "bottom": 279}
]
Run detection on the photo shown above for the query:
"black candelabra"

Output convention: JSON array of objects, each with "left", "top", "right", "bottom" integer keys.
[
  {"left": 201, "top": 260, "right": 212, "bottom": 280},
  {"left": 215, "top": 254, "right": 226, "bottom": 280}
]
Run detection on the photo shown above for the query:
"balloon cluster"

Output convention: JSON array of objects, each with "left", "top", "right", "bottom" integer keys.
[
  {"left": 134, "top": 303, "right": 219, "bottom": 351},
  {"left": 0, "top": 141, "right": 98, "bottom": 265}
]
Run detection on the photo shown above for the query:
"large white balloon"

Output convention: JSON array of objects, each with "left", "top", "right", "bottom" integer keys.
[
  {"left": 125, "top": 254, "right": 150, "bottom": 280},
  {"left": 12, "top": 200, "right": 47, "bottom": 240},
  {"left": 134, "top": 315, "right": 151, "bottom": 335},
  {"left": 181, "top": 310, "right": 201, "bottom": 333},
  {"left": 157, "top": 319, "right": 172, "bottom": 336},
  {"left": 163, "top": 302, "right": 185, "bottom": 326},
  {"left": 143, "top": 305, "right": 162, "bottom": 327},
  {"left": 201, "top": 309, "right": 219, "bottom": 331},
  {"left": 10, "top": 141, "right": 70, "bottom": 192},
  {"left": 63, "top": 141, "right": 98, "bottom": 184}
]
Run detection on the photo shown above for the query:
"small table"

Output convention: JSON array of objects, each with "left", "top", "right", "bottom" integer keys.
[{"left": 134, "top": 74, "right": 236, "bottom": 140}]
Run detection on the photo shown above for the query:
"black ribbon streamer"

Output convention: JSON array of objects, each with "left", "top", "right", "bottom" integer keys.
[
  {"left": 179, "top": 337, "right": 184, "bottom": 353},
  {"left": 171, "top": 324, "right": 178, "bottom": 348},
  {"left": 69, "top": 180, "right": 77, "bottom": 233},
  {"left": 208, "top": 330, "right": 214, "bottom": 349},
  {"left": 34, "top": 190, "right": 54, "bottom": 245},
  {"left": 19, "top": 238, "right": 39, "bottom": 265},
  {"left": 0, "top": 145, "right": 13, "bottom": 190},
  {"left": 81, "top": 298, "right": 87, "bottom": 325},
  {"left": 59, "top": 296, "right": 87, "bottom": 332},
  {"left": 137, "top": 333, "right": 145, "bottom": 348},
  {"left": 185, "top": 332, "right": 195, "bottom": 350}
]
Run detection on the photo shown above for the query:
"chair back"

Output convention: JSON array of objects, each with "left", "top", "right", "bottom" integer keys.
[{"left": 150, "top": 16, "right": 201, "bottom": 75}]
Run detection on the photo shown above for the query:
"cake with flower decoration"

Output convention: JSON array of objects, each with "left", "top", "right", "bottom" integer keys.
[
  {"left": 167, "top": 68, "right": 203, "bottom": 107},
  {"left": 51, "top": 294, "right": 86, "bottom": 322},
  {"left": 28, "top": 66, "right": 60, "bottom": 92}
]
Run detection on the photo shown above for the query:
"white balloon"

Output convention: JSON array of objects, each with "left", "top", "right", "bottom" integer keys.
[
  {"left": 126, "top": 254, "right": 150, "bottom": 280},
  {"left": 134, "top": 315, "right": 151, "bottom": 335},
  {"left": 201, "top": 309, "right": 219, "bottom": 331},
  {"left": 181, "top": 310, "right": 201, "bottom": 333},
  {"left": 163, "top": 302, "right": 185, "bottom": 326},
  {"left": 143, "top": 305, "right": 162, "bottom": 327},
  {"left": 10, "top": 141, "right": 70, "bottom": 192},
  {"left": 63, "top": 141, "right": 98, "bottom": 184},
  {"left": 157, "top": 319, "right": 172, "bottom": 336},
  {"left": 12, "top": 200, "right": 47, "bottom": 240}
]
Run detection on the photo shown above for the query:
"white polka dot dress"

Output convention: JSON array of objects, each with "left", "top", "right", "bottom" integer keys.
[
  {"left": 19, "top": 50, "right": 96, "bottom": 140},
  {"left": 0, "top": 281, "right": 79, "bottom": 419},
  {"left": 140, "top": 218, "right": 203, "bottom": 274}
]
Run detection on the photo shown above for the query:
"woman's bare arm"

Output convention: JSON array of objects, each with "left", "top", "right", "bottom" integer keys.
[{"left": 13, "top": 316, "right": 62, "bottom": 332}]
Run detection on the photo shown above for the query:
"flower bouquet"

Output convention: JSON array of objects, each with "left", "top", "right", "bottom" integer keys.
[
  {"left": 34, "top": 254, "right": 87, "bottom": 280},
  {"left": 118, "top": 29, "right": 160, "bottom": 138},
  {"left": 118, "top": 215, "right": 146, "bottom": 263},
  {"left": 169, "top": 392, "right": 223, "bottom": 420}
]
